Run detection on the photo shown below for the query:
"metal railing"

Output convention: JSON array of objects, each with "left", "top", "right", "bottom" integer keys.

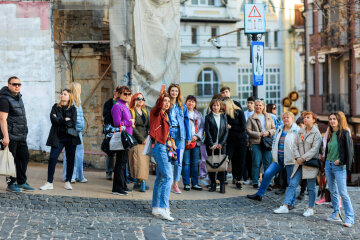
[{"left": 321, "top": 93, "right": 350, "bottom": 114}]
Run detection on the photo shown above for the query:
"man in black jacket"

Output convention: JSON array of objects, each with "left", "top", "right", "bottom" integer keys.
[
  {"left": 0, "top": 76, "right": 35, "bottom": 192},
  {"left": 102, "top": 89, "right": 119, "bottom": 180}
]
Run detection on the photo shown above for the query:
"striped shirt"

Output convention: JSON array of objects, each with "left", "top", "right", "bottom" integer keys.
[{"left": 278, "top": 130, "right": 288, "bottom": 165}]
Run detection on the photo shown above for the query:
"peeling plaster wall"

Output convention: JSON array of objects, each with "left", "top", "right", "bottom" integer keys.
[{"left": 0, "top": 2, "right": 55, "bottom": 151}]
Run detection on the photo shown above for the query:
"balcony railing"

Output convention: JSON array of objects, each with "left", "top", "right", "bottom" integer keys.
[{"left": 321, "top": 93, "right": 350, "bottom": 115}]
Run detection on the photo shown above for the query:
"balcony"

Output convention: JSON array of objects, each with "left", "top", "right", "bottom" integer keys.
[{"left": 321, "top": 93, "right": 350, "bottom": 115}]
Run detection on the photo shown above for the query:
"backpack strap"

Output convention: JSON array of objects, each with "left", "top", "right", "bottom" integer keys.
[{"left": 130, "top": 109, "right": 135, "bottom": 119}]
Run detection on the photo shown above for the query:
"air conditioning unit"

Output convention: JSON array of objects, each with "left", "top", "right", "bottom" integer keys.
[
  {"left": 309, "top": 56, "right": 316, "bottom": 64},
  {"left": 318, "top": 54, "right": 326, "bottom": 63},
  {"left": 325, "top": 103, "right": 337, "bottom": 112}
]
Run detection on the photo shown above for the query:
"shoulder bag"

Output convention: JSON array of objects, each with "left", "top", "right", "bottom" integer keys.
[
  {"left": 66, "top": 128, "right": 78, "bottom": 137},
  {"left": 255, "top": 119, "right": 273, "bottom": 151}
]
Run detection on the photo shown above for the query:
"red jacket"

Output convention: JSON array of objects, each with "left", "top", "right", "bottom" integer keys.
[{"left": 149, "top": 96, "right": 170, "bottom": 145}]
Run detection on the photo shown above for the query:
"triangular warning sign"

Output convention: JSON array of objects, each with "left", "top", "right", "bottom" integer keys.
[{"left": 248, "top": 5, "right": 261, "bottom": 18}]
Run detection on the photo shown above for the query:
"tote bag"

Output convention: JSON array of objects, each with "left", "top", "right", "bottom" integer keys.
[
  {"left": 0, "top": 146, "right": 16, "bottom": 177},
  {"left": 206, "top": 151, "right": 229, "bottom": 173},
  {"left": 109, "top": 132, "right": 124, "bottom": 151}
]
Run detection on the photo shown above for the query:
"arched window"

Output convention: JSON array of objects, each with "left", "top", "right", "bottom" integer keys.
[{"left": 197, "top": 68, "right": 219, "bottom": 96}]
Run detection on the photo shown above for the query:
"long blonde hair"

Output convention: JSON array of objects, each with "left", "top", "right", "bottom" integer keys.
[
  {"left": 70, "top": 82, "right": 81, "bottom": 107},
  {"left": 167, "top": 84, "right": 184, "bottom": 111},
  {"left": 223, "top": 98, "right": 240, "bottom": 119}
]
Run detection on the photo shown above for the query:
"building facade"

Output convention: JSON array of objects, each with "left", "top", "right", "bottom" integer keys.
[{"left": 180, "top": 0, "right": 305, "bottom": 115}]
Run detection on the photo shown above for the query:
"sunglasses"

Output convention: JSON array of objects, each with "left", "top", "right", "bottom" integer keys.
[
  {"left": 10, "top": 83, "right": 21, "bottom": 87},
  {"left": 272, "top": 106, "right": 277, "bottom": 109},
  {"left": 136, "top": 97, "right": 145, "bottom": 101},
  {"left": 255, "top": 98, "right": 264, "bottom": 101},
  {"left": 62, "top": 88, "right": 71, "bottom": 93},
  {"left": 123, "top": 92, "right": 131, "bottom": 96}
]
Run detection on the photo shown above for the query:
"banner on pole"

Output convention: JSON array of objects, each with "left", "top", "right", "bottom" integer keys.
[{"left": 252, "top": 41, "right": 264, "bottom": 86}]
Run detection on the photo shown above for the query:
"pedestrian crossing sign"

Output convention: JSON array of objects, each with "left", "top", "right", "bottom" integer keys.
[{"left": 244, "top": 4, "right": 265, "bottom": 34}]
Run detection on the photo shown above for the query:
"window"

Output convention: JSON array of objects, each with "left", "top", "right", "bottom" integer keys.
[
  {"left": 238, "top": 66, "right": 281, "bottom": 112},
  {"left": 274, "top": 31, "right": 278, "bottom": 47},
  {"left": 264, "top": 32, "right": 269, "bottom": 47},
  {"left": 265, "top": 67, "right": 281, "bottom": 112},
  {"left": 191, "top": 0, "right": 215, "bottom": 6},
  {"left": 191, "top": 27, "right": 197, "bottom": 44},
  {"left": 237, "top": 30, "right": 241, "bottom": 47},
  {"left": 197, "top": 68, "right": 219, "bottom": 96},
  {"left": 237, "top": 67, "right": 253, "bottom": 108},
  {"left": 211, "top": 27, "right": 218, "bottom": 38}
]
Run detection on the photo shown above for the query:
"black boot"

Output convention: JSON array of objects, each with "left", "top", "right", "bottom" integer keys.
[
  {"left": 247, "top": 193, "right": 262, "bottom": 201},
  {"left": 209, "top": 182, "right": 216, "bottom": 192},
  {"left": 220, "top": 184, "right": 225, "bottom": 194}
]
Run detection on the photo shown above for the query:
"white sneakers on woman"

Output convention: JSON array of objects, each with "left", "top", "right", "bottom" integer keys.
[
  {"left": 152, "top": 208, "right": 174, "bottom": 221},
  {"left": 303, "top": 208, "right": 314, "bottom": 217},
  {"left": 64, "top": 181, "right": 73, "bottom": 190},
  {"left": 40, "top": 182, "right": 53, "bottom": 190},
  {"left": 273, "top": 205, "right": 289, "bottom": 214}
]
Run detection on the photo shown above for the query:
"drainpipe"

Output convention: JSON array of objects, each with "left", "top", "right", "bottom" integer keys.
[{"left": 302, "top": 1, "right": 308, "bottom": 110}]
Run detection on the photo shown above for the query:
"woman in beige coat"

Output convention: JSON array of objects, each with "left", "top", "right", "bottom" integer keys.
[
  {"left": 274, "top": 111, "right": 322, "bottom": 217},
  {"left": 246, "top": 99, "right": 276, "bottom": 188},
  {"left": 128, "top": 93, "right": 150, "bottom": 192}
]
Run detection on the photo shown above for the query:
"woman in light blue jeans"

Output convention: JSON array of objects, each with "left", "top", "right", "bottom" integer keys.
[
  {"left": 274, "top": 111, "right": 322, "bottom": 217},
  {"left": 324, "top": 112, "right": 354, "bottom": 227},
  {"left": 62, "top": 82, "right": 86, "bottom": 183},
  {"left": 167, "top": 84, "right": 192, "bottom": 194}
]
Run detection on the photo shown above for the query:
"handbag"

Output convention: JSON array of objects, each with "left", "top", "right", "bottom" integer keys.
[
  {"left": 142, "top": 135, "right": 152, "bottom": 156},
  {"left": 261, "top": 136, "right": 273, "bottom": 151},
  {"left": 185, "top": 120, "right": 198, "bottom": 150},
  {"left": 121, "top": 130, "right": 138, "bottom": 149},
  {"left": 109, "top": 132, "right": 124, "bottom": 151},
  {"left": 304, "top": 158, "right": 321, "bottom": 168},
  {"left": 0, "top": 146, "right": 16, "bottom": 177},
  {"left": 206, "top": 150, "right": 229, "bottom": 173},
  {"left": 66, "top": 128, "right": 78, "bottom": 137}
]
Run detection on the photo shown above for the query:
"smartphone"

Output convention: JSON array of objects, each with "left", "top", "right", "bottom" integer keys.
[{"left": 161, "top": 84, "right": 166, "bottom": 92}]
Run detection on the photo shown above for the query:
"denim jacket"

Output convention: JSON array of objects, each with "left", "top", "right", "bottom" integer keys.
[
  {"left": 74, "top": 104, "right": 85, "bottom": 132},
  {"left": 169, "top": 103, "right": 192, "bottom": 142}
]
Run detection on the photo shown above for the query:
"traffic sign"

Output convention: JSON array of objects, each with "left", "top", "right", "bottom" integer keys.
[
  {"left": 244, "top": 4, "right": 265, "bottom": 34},
  {"left": 252, "top": 41, "right": 264, "bottom": 86}
]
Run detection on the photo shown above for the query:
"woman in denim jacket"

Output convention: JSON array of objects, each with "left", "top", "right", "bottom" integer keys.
[
  {"left": 62, "top": 82, "right": 86, "bottom": 183},
  {"left": 182, "top": 95, "right": 204, "bottom": 191},
  {"left": 167, "top": 84, "right": 192, "bottom": 194}
]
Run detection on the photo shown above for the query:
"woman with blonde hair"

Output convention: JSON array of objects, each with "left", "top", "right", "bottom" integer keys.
[
  {"left": 167, "top": 83, "right": 192, "bottom": 194},
  {"left": 40, "top": 89, "right": 81, "bottom": 190},
  {"left": 222, "top": 97, "right": 247, "bottom": 189},
  {"left": 246, "top": 99, "right": 276, "bottom": 188},
  {"left": 62, "top": 82, "right": 86, "bottom": 183}
]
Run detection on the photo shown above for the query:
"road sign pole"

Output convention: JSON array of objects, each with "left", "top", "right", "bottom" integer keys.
[{"left": 251, "top": 34, "right": 258, "bottom": 98}]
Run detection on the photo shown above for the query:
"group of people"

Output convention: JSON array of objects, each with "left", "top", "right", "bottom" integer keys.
[{"left": 0, "top": 77, "right": 355, "bottom": 226}]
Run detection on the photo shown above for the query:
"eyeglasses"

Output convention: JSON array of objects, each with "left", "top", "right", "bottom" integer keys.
[
  {"left": 123, "top": 92, "right": 131, "bottom": 96},
  {"left": 62, "top": 88, "right": 71, "bottom": 93},
  {"left": 10, "top": 83, "right": 21, "bottom": 87},
  {"left": 136, "top": 97, "right": 145, "bottom": 101}
]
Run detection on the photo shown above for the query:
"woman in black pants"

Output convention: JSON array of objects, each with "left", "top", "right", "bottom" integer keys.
[
  {"left": 222, "top": 97, "right": 247, "bottom": 190},
  {"left": 40, "top": 89, "right": 80, "bottom": 191},
  {"left": 204, "top": 98, "right": 228, "bottom": 193}
]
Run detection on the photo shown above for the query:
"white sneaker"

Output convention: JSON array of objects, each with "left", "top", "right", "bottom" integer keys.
[
  {"left": 71, "top": 179, "right": 76, "bottom": 183},
  {"left": 303, "top": 208, "right": 314, "bottom": 217},
  {"left": 244, "top": 180, "right": 252, "bottom": 185},
  {"left": 64, "top": 181, "right": 73, "bottom": 190},
  {"left": 152, "top": 207, "right": 161, "bottom": 216},
  {"left": 199, "top": 179, "right": 209, "bottom": 186},
  {"left": 327, "top": 216, "right": 342, "bottom": 222},
  {"left": 79, "top": 178, "right": 88, "bottom": 183},
  {"left": 158, "top": 208, "right": 174, "bottom": 221},
  {"left": 40, "top": 182, "right": 53, "bottom": 190},
  {"left": 274, "top": 205, "right": 289, "bottom": 214}
]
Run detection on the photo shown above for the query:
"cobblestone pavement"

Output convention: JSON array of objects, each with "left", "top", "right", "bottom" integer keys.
[{"left": 0, "top": 187, "right": 359, "bottom": 239}]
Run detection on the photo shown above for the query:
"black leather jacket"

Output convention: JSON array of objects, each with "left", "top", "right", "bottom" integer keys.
[
  {"left": 204, "top": 112, "right": 228, "bottom": 155},
  {"left": 325, "top": 130, "right": 354, "bottom": 171}
]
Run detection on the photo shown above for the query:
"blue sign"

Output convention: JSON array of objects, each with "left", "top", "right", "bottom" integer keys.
[{"left": 252, "top": 41, "right": 264, "bottom": 86}]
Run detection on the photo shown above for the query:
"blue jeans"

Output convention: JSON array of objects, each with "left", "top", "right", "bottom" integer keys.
[
  {"left": 63, "top": 134, "right": 85, "bottom": 181},
  {"left": 182, "top": 146, "right": 200, "bottom": 186},
  {"left": 171, "top": 127, "right": 185, "bottom": 182},
  {"left": 257, "top": 162, "right": 295, "bottom": 204},
  {"left": 284, "top": 167, "right": 316, "bottom": 207},
  {"left": 251, "top": 144, "right": 271, "bottom": 185},
  {"left": 152, "top": 143, "right": 173, "bottom": 208},
  {"left": 325, "top": 160, "right": 354, "bottom": 224}
]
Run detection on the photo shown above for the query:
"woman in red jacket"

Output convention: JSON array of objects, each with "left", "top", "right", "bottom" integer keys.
[{"left": 150, "top": 86, "right": 174, "bottom": 221}]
